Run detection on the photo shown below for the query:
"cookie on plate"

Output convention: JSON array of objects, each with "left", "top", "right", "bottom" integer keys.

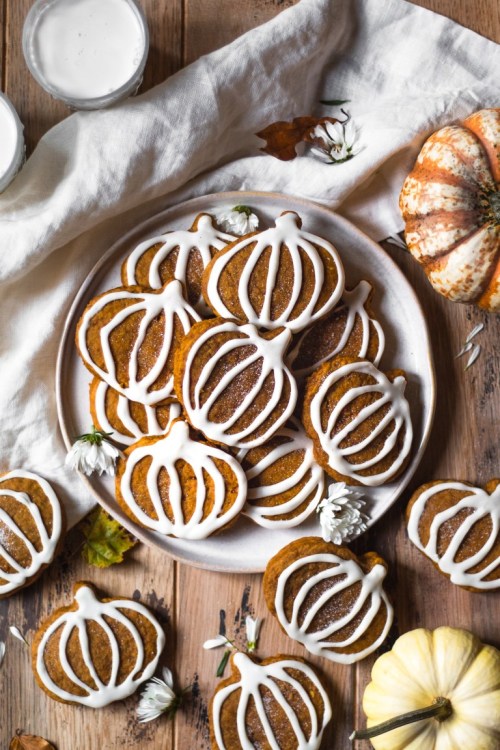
[
  {"left": 202, "top": 211, "right": 345, "bottom": 333},
  {"left": 115, "top": 418, "right": 247, "bottom": 539},
  {"left": 264, "top": 537, "right": 393, "bottom": 664},
  {"left": 32, "top": 582, "right": 165, "bottom": 707},
  {"left": 76, "top": 279, "right": 200, "bottom": 406},
  {"left": 238, "top": 417, "right": 326, "bottom": 528},
  {"left": 406, "top": 479, "right": 500, "bottom": 592},
  {"left": 303, "top": 355, "right": 413, "bottom": 486},
  {"left": 287, "top": 280, "right": 385, "bottom": 381},
  {"left": 89, "top": 376, "right": 182, "bottom": 446},
  {"left": 121, "top": 213, "right": 235, "bottom": 313},
  {"left": 0, "top": 470, "right": 64, "bottom": 599},
  {"left": 174, "top": 317, "right": 297, "bottom": 449},
  {"left": 210, "top": 652, "right": 332, "bottom": 750}
]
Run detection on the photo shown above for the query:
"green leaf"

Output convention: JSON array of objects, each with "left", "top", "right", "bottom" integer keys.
[
  {"left": 80, "top": 507, "right": 136, "bottom": 568},
  {"left": 216, "top": 649, "right": 231, "bottom": 678},
  {"left": 320, "top": 98, "right": 350, "bottom": 105}
]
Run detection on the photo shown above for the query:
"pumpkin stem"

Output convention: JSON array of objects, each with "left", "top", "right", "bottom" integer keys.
[{"left": 350, "top": 697, "right": 453, "bottom": 742}]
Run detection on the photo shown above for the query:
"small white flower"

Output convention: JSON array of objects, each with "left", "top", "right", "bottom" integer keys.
[
  {"left": 217, "top": 205, "right": 259, "bottom": 235},
  {"left": 0, "top": 641, "right": 5, "bottom": 667},
  {"left": 310, "top": 116, "right": 361, "bottom": 164},
  {"left": 9, "top": 626, "right": 28, "bottom": 645},
  {"left": 203, "top": 634, "right": 232, "bottom": 650},
  {"left": 317, "top": 482, "right": 368, "bottom": 545},
  {"left": 66, "top": 427, "right": 120, "bottom": 476},
  {"left": 245, "top": 616, "right": 261, "bottom": 652},
  {"left": 137, "top": 667, "right": 181, "bottom": 723}
]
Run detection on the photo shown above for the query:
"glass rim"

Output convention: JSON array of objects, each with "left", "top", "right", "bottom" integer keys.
[{"left": 22, "top": 0, "right": 150, "bottom": 109}]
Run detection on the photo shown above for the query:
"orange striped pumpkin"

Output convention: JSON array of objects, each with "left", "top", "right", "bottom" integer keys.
[{"left": 400, "top": 108, "right": 500, "bottom": 311}]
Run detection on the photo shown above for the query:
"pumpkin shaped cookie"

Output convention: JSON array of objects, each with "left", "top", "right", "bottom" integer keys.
[
  {"left": 174, "top": 317, "right": 297, "bottom": 449},
  {"left": 400, "top": 108, "right": 500, "bottom": 311},
  {"left": 303, "top": 356, "right": 412, "bottom": 486},
  {"left": 202, "top": 211, "right": 345, "bottom": 332},
  {"left": 406, "top": 479, "right": 500, "bottom": 592},
  {"left": 210, "top": 652, "right": 332, "bottom": 750},
  {"left": 115, "top": 419, "right": 247, "bottom": 539},
  {"left": 32, "top": 583, "right": 165, "bottom": 707},
  {"left": 0, "top": 470, "right": 63, "bottom": 599},
  {"left": 287, "top": 280, "right": 385, "bottom": 381},
  {"left": 264, "top": 537, "right": 393, "bottom": 665},
  {"left": 89, "top": 377, "right": 182, "bottom": 447},
  {"left": 76, "top": 280, "right": 200, "bottom": 406},
  {"left": 121, "top": 213, "right": 235, "bottom": 313},
  {"left": 238, "top": 417, "right": 326, "bottom": 528}
]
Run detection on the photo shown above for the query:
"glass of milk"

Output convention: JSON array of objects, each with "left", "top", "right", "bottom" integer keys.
[
  {"left": 22, "top": 0, "right": 150, "bottom": 109},
  {"left": 0, "top": 93, "right": 25, "bottom": 193}
]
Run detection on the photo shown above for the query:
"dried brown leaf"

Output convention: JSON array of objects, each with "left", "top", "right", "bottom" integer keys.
[
  {"left": 10, "top": 732, "right": 57, "bottom": 750},
  {"left": 256, "top": 116, "right": 338, "bottom": 161}
]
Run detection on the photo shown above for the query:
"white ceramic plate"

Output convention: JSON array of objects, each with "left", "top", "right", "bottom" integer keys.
[{"left": 56, "top": 191, "right": 436, "bottom": 573}]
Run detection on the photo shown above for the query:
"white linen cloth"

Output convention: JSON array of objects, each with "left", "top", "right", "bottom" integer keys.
[{"left": 0, "top": 0, "right": 498, "bottom": 526}]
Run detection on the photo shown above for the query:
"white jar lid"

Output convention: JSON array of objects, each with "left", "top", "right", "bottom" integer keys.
[
  {"left": 0, "top": 94, "right": 25, "bottom": 194},
  {"left": 23, "top": 0, "right": 150, "bottom": 110}
]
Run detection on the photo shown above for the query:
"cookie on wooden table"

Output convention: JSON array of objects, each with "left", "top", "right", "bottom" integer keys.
[
  {"left": 287, "top": 279, "right": 385, "bottom": 381},
  {"left": 303, "top": 355, "right": 413, "bottom": 486},
  {"left": 202, "top": 211, "right": 345, "bottom": 333},
  {"left": 237, "top": 417, "right": 326, "bottom": 528},
  {"left": 32, "top": 582, "right": 165, "bottom": 708},
  {"left": 89, "top": 376, "right": 182, "bottom": 446},
  {"left": 210, "top": 651, "right": 332, "bottom": 750},
  {"left": 0, "top": 470, "right": 63, "bottom": 599},
  {"left": 174, "top": 317, "right": 297, "bottom": 449},
  {"left": 263, "top": 537, "right": 393, "bottom": 664},
  {"left": 115, "top": 418, "right": 247, "bottom": 539},
  {"left": 121, "top": 213, "right": 235, "bottom": 313},
  {"left": 406, "top": 479, "right": 500, "bottom": 592},
  {"left": 76, "top": 279, "right": 200, "bottom": 406}
]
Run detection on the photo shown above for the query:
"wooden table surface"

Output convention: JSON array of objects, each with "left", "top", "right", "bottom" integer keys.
[{"left": 1, "top": 1, "right": 499, "bottom": 748}]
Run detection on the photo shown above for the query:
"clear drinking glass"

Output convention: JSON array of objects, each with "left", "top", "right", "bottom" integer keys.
[{"left": 22, "top": 0, "right": 150, "bottom": 110}]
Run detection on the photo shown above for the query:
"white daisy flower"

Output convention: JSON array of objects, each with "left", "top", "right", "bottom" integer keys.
[
  {"left": 217, "top": 205, "right": 259, "bottom": 235},
  {"left": 310, "top": 116, "right": 361, "bottom": 164},
  {"left": 137, "top": 667, "right": 182, "bottom": 723},
  {"left": 66, "top": 426, "right": 120, "bottom": 476},
  {"left": 317, "top": 482, "right": 368, "bottom": 544},
  {"left": 245, "top": 616, "right": 261, "bottom": 653}
]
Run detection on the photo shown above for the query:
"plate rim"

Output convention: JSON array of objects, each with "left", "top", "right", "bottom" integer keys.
[{"left": 56, "top": 190, "right": 436, "bottom": 573}]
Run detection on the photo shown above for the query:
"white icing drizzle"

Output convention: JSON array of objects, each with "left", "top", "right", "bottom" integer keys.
[
  {"left": 0, "top": 470, "right": 62, "bottom": 596},
  {"left": 407, "top": 481, "right": 500, "bottom": 590},
  {"left": 35, "top": 584, "right": 165, "bottom": 708},
  {"left": 287, "top": 280, "right": 385, "bottom": 380},
  {"left": 123, "top": 214, "right": 235, "bottom": 313},
  {"left": 93, "top": 379, "right": 182, "bottom": 446},
  {"left": 182, "top": 320, "right": 298, "bottom": 449},
  {"left": 205, "top": 212, "right": 345, "bottom": 333},
  {"left": 309, "top": 360, "right": 412, "bottom": 487},
  {"left": 212, "top": 652, "right": 332, "bottom": 750},
  {"left": 274, "top": 552, "right": 393, "bottom": 665},
  {"left": 118, "top": 419, "right": 247, "bottom": 539},
  {"left": 238, "top": 417, "right": 326, "bottom": 529},
  {"left": 78, "top": 280, "right": 200, "bottom": 407}
]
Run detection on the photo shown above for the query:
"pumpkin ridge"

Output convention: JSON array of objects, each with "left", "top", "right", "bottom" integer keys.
[{"left": 416, "top": 222, "right": 492, "bottom": 269}]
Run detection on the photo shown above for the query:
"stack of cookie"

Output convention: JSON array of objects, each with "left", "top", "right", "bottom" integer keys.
[{"left": 75, "top": 209, "right": 414, "bottom": 541}]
